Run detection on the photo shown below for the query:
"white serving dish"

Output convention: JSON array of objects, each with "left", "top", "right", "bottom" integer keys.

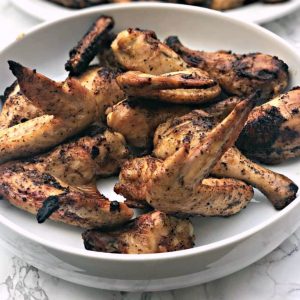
[
  {"left": 1, "top": 3, "right": 300, "bottom": 292},
  {"left": 10, "top": 0, "right": 300, "bottom": 24}
]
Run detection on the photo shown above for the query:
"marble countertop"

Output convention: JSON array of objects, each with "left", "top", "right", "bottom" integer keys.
[{"left": 1, "top": 1, "right": 300, "bottom": 299}]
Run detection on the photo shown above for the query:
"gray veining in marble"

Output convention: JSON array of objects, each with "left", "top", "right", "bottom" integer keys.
[{"left": 1, "top": 1, "right": 300, "bottom": 299}]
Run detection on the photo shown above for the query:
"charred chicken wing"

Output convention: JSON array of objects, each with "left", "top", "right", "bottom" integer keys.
[
  {"left": 115, "top": 100, "right": 254, "bottom": 216},
  {"left": 165, "top": 36, "right": 289, "bottom": 101},
  {"left": 83, "top": 211, "right": 194, "bottom": 254}
]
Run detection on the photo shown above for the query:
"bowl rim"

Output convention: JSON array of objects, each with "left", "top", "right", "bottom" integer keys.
[{"left": 1, "top": 2, "right": 300, "bottom": 262}]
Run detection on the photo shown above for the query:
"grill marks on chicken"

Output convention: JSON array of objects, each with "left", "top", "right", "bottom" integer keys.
[
  {"left": 115, "top": 100, "right": 255, "bottom": 216},
  {"left": 106, "top": 98, "right": 191, "bottom": 148},
  {"left": 65, "top": 16, "right": 114, "bottom": 75},
  {"left": 0, "top": 84, "right": 43, "bottom": 130},
  {"left": 237, "top": 88, "right": 300, "bottom": 164},
  {"left": 116, "top": 69, "right": 221, "bottom": 104},
  {"left": 40, "top": 126, "right": 129, "bottom": 186},
  {"left": 0, "top": 61, "right": 98, "bottom": 163},
  {"left": 153, "top": 109, "right": 298, "bottom": 209},
  {"left": 112, "top": 29, "right": 188, "bottom": 75},
  {"left": 0, "top": 163, "right": 133, "bottom": 228},
  {"left": 74, "top": 66, "right": 125, "bottom": 120},
  {"left": 83, "top": 211, "right": 194, "bottom": 254},
  {"left": 165, "top": 36, "right": 289, "bottom": 101}
]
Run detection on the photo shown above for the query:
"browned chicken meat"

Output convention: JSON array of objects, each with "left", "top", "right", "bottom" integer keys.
[
  {"left": 237, "top": 87, "right": 300, "bottom": 164},
  {"left": 106, "top": 98, "right": 191, "bottom": 148},
  {"left": 111, "top": 29, "right": 188, "bottom": 75},
  {"left": 0, "top": 61, "right": 98, "bottom": 163},
  {"left": 115, "top": 100, "right": 255, "bottom": 216},
  {"left": 74, "top": 66, "right": 125, "bottom": 120},
  {"left": 83, "top": 211, "right": 194, "bottom": 254},
  {"left": 116, "top": 69, "right": 221, "bottom": 104},
  {"left": 0, "top": 82, "right": 43, "bottom": 130},
  {"left": 65, "top": 16, "right": 114, "bottom": 75},
  {"left": 37, "top": 125, "right": 129, "bottom": 186},
  {"left": 0, "top": 162, "right": 133, "bottom": 228},
  {"left": 165, "top": 36, "right": 289, "bottom": 101},
  {"left": 0, "top": 65, "right": 124, "bottom": 133},
  {"left": 153, "top": 109, "right": 298, "bottom": 209}
]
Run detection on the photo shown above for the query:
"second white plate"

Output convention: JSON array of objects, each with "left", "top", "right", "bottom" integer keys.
[{"left": 10, "top": 0, "right": 300, "bottom": 24}]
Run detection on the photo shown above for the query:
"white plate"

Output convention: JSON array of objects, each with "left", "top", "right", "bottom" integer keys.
[
  {"left": 1, "top": 3, "right": 300, "bottom": 292},
  {"left": 10, "top": 0, "right": 300, "bottom": 24}
]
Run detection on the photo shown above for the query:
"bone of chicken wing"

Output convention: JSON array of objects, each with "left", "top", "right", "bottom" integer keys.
[
  {"left": 165, "top": 36, "right": 289, "bottom": 101},
  {"left": 38, "top": 125, "right": 129, "bottom": 186},
  {"left": 237, "top": 87, "right": 300, "bottom": 164},
  {"left": 111, "top": 29, "right": 188, "bottom": 75},
  {"left": 106, "top": 98, "right": 191, "bottom": 148},
  {"left": 0, "top": 61, "right": 98, "bottom": 163},
  {"left": 116, "top": 69, "right": 221, "bottom": 104},
  {"left": 83, "top": 211, "right": 194, "bottom": 254},
  {"left": 115, "top": 100, "right": 254, "bottom": 216},
  {"left": 0, "top": 162, "right": 133, "bottom": 228},
  {"left": 153, "top": 110, "right": 298, "bottom": 209}
]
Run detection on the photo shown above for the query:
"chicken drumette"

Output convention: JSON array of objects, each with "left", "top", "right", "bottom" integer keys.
[{"left": 165, "top": 36, "right": 289, "bottom": 101}]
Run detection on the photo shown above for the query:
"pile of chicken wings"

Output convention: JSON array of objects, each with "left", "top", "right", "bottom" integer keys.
[{"left": 0, "top": 15, "right": 299, "bottom": 254}]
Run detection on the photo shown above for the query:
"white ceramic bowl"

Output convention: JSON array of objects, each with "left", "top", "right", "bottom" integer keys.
[{"left": 1, "top": 3, "right": 300, "bottom": 292}]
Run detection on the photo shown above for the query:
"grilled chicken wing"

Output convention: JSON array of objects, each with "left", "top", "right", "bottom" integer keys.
[
  {"left": 0, "top": 66, "right": 124, "bottom": 129},
  {"left": 116, "top": 69, "right": 221, "bottom": 104},
  {"left": 39, "top": 125, "right": 129, "bottom": 186},
  {"left": 237, "top": 87, "right": 300, "bottom": 164},
  {"left": 0, "top": 83, "right": 43, "bottom": 130},
  {"left": 106, "top": 98, "right": 191, "bottom": 148},
  {"left": 115, "top": 100, "right": 254, "bottom": 216},
  {"left": 83, "top": 211, "right": 194, "bottom": 254},
  {"left": 165, "top": 36, "right": 289, "bottom": 101},
  {"left": 111, "top": 29, "right": 188, "bottom": 75},
  {"left": 0, "top": 162, "right": 133, "bottom": 228},
  {"left": 153, "top": 110, "right": 298, "bottom": 209},
  {"left": 0, "top": 61, "right": 98, "bottom": 163}
]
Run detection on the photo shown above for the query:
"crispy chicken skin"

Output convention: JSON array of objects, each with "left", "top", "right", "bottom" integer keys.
[
  {"left": 83, "top": 211, "right": 194, "bottom": 254},
  {"left": 237, "top": 87, "right": 300, "bottom": 164},
  {"left": 115, "top": 100, "right": 254, "bottom": 216},
  {"left": 116, "top": 69, "right": 221, "bottom": 104},
  {"left": 39, "top": 126, "right": 129, "bottom": 186},
  {"left": 111, "top": 29, "right": 188, "bottom": 75},
  {"left": 106, "top": 98, "right": 191, "bottom": 148},
  {"left": 74, "top": 66, "right": 125, "bottom": 120},
  {"left": 153, "top": 110, "right": 298, "bottom": 209},
  {"left": 0, "top": 163, "right": 133, "bottom": 228},
  {"left": 0, "top": 62, "right": 98, "bottom": 163},
  {"left": 65, "top": 16, "right": 114, "bottom": 75},
  {"left": 165, "top": 36, "right": 289, "bottom": 101},
  {"left": 0, "top": 66, "right": 124, "bottom": 128},
  {"left": 0, "top": 84, "right": 43, "bottom": 130}
]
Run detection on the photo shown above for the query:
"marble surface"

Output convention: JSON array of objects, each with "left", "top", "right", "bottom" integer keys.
[{"left": 1, "top": 1, "right": 300, "bottom": 299}]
